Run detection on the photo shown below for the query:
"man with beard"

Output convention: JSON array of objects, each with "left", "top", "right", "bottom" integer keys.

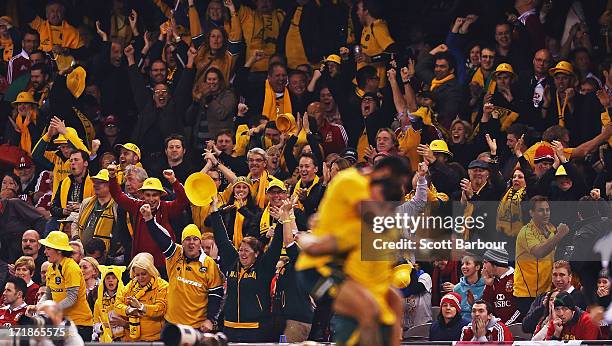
[
  {"left": 114, "top": 142, "right": 140, "bottom": 184},
  {"left": 153, "top": 135, "right": 196, "bottom": 188},
  {"left": 50, "top": 150, "right": 94, "bottom": 232},
  {"left": 15, "top": 155, "right": 37, "bottom": 203},
  {"left": 124, "top": 45, "right": 196, "bottom": 169},
  {"left": 20, "top": 230, "right": 45, "bottom": 284},
  {"left": 27, "top": 63, "right": 51, "bottom": 107}
]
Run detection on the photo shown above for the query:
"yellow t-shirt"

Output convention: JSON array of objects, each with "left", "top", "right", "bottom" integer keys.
[
  {"left": 238, "top": 6, "right": 285, "bottom": 72},
  {"left": 46, "top": 257, "right": 93, "bottom": 326},
  {"left": 359, "top": 19, "right": 394, "bottom": 88},
  {"left": 513, "top": 221, "right": 555, "bottom": 297},
  {"left": 165, "top": 245, "right": 224, "bottom": 327},
  {"left": 285, "top": 6, "right": 309, "bottom": 69}
]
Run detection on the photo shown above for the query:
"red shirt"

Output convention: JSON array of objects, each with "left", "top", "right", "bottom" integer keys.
[
  {"left": 109, "top": 177, "right": 189, "bottom": 269},
  {"left": 545, "top": 310, "right": 601, "bottom": 340},
  {"left": 482, "top": 267, "right": 521, "bottom": 325},
  {"left": 0, "top": 303, "right": 27, "bottom": 327},
  {"left": 319, "top": 120, "right": 348, "bottom": 155},
  {"left": 7, "top": 52, "right": 30, "bottom": 84},
  {"left": 460, "top": 318, "right": 513, "bottom": 342}
]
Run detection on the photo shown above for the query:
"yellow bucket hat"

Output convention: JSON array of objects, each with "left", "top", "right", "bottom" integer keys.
[
  {"left": 12, "top": 92, "right": 37, "bottom": 105},
  {"left": 66, "top": 66, "right": 86, "bottom": 99},
  {"left": 138, "top": 178, "right": 167, "bottom": 194},
  {"left": 181, "top": 224, "right": 202, "bottom": 242},
  {"left": 430, "top": 139, "right": 453, "bottom": 157},
  {"left": 185, "top": 172, "right": 217, "bottom": 206},
  {"left": 39, "top": 231, "right": 73, "bottom": 252},
  {"left": 53, "top": 127, "right": 79, "bottom": 144},
  {"left": 549, "top": 61, "right": 575, "bottom": 77},
  {"left": 493, "top": 63, "right": 515, "bottom": 78},
  {"left": 324, "top": 54, "right": 342, "bottom": 65},
  {"left": 91, "top": 169, "right": 110, "bottom": 182}
]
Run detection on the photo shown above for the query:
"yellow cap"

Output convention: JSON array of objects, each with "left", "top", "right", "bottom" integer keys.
[
  {"left": 12, "top": 92, "right": 37, "bottom": 105},
  {"left": 391, "top": 263, "right": 413, "bottom": 289},
  {"left": 138, "top": 178, "right": 167, "bottom": 194},
  {"left": 324, "top": 54, "right": 342, "bottom": 65},
  {"left": 494, "top": 63, "right": 515, "bottom": 77},
  {"left": 430, "top": 139, "right": 453, "bottom": 157},
  {"left": 185, "top": 172, "right": 217, "bottom": 206},
  {"left": 67, "top": 66, "right": 86, "bottom": 99},
  {"left": 549, "top": 61, "right": 575, "bottom": 77},
  {"left": 181, "top": 224, "right": 202, "bottom": 242},
  {"left": 39, "top": 231, "right": 73, "bottom": 252},
  {"left": 53, "top": 127, "right": 78, "bottom": 144},
  {"left": 91, "top": 169, "right": 110, "bottom": 182},
  {"left": 555, "top": 165, "right": 568, "bottom": 176},
  {"left": 115, "top": 143, "right": 141, "bottom": 159},
  {"left": 266, "top": 179, "right": 287, "bottom": 192},
  {"left": 276, "top": 113, "right": 296, "bottom": 134}
]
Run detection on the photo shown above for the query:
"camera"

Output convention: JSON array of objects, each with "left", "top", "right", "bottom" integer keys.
[
  {"left": 161, "top": 323, "right": 228, "bottom": 346},
  {"left": 19, "top": 314, "right": 53, "bottom": 327}
]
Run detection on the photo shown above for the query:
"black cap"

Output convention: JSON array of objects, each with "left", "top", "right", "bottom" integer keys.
[
  {"left": 468, "top": 159, "right": 490, "bottom": 170},
  {"left": 341, "top": 147, "right": 358, "bottom": 164},
  {"left": 554, "top": 291, "right": 576, "bottom": 309}
]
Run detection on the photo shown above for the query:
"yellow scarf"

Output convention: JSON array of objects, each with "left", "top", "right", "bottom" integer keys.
[
  {"left": 15, "top": 109, "right": 37, "bottom": 155},
  {"left": 285, "top": 6, "right": 309, "bottom": 69},
  {"left": 128, "top": 278, "right": 154, "bottom": 340},
  {"left": 59, "top": 175, "right": 94, "bottom": 208},
  {"left": 76, "top": 198, "right": 116, "bottom": 251},
  {"left": 430, "top": 74, "right": 455, "bottom": 91},
  {"left": 292, "top": 175, "right": 319, "bottom": 210},
  {"left": 262, "top": 80, "right": 291, "bottom": 121},
  {"left": 259, "top": 204, "right": 275, "bottom": 240},
  {"left": 556, "top": 92, "right": 569, "bottom": 127},
  {"left": 247, "top": 170, "right": 271, "bottom": 208},
  {"left": 496, "top": 187, "right": 526, "bottom": 237},
  {"left": 397, "top": 126, "right": 422, "bottom": 172},
  {"left": 599, "top": 109, "right": 612, "bottom": 146},
  {"left": 470, "top": 68, "right": 496, "bottom": 124},
  {"left": 232, "top": 199, "right": 246, "bottom": 249},
  {"left": 97, "top": 265, "right": 126, "bottom": 342},
  {"left": 1, "top": 36, "right": 13, "bottom": 62}
]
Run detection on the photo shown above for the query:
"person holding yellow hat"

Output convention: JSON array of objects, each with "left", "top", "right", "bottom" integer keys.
[
  {"left": 34, "top": 230, "right": 93, "bottom": 341},
  {"left": 107, "top": 164, "right": 189, "bottom": 274},
  {"left": 32, "top": 116, "right": 90, "bottom": 199},
  {"left": 141, "top": 204, "right": 224, "bottom": 331},
  {"left": 9, "top": 91, "right": 43, "bottom": 155},
  {"left": 73, "top": 169, "right": 118, "bottom": 252}
]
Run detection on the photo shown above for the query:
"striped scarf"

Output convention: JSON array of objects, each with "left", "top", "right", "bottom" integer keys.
[
  {"left": 292, "top": 175, "right": 319, "bottom": 210},
  {"left": 128, "top": 278, "right": 154, "bottom": 340}
]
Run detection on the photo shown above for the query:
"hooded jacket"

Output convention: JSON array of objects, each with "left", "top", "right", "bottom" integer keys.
[
  {"left": 545, "top": 308, "right": 600, "bottom": 340},
  {"left": 453, "top": 276, "right": 486, "bottom": 320}
]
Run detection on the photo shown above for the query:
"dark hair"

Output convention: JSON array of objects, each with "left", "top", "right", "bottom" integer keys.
[
  {"left": 433, "top": 52, "right": 456, "bottom": 72},
  {"left": 30, "top": 63, "right": 49, "bottom": 76},
  {"left": 288, "top": 70, "right": 307, "bottom": 81},
  {"left": 577, "top": 195, "right": 598, "bottom": 219},
  {"left": 150, "top": 59, "right": 167, "bottom": 69},
  {"left": 357, "top": 0, "right": 384, "bottom": 19},
  {"left": 480, "top": 45, "right": 497, "bottom": 55},
  {"left": 2, "top": 172, "right": 23, "bottom": 195},
  {"left": 601, "top": 58, "right": 612, "bottom": 74},
  {"left": 374, "top": 156, "right": 410, "bottom": 177},
  {"left": 542, "top": 125, "right": 569, "bottom": 143},
  {"left": 268, "top": 62, "right": 287, "bottom": 76},
  {"left": 298, "top": 152, "right": 318, "bottom": 167},
  {"left": 23, "top": 28, "right": 40, "bottom": 39},
  {"left": 84, "top": 238, "right": 106, "bottom": 257},
  {"left": 206, "top": 27, "right": 229, "bottom": 57},
  {"left": 529, "top": 195, "right": 549, "bottom": 211},
  {"left": 215, "top": 129, "right": 235, "bottom": 143},
  {"left": 570, "top": 47, "right": 590, "bottom": 62},
  {"left": 164, "top": 134, "right": 186, "bottom": 149},
  {"left": 61, "top": 250, "right": 74, "bottom": 257},
  {"left": 356, "top": 65, "right": 378, "bottom": 89},
  {"left": 204, "top": 66, "right": 227, "bottom": 90},
  {"left": 507, "top": 123, "right": 528, "bottom": 139},
  {"left": 473, "top": 299, "right": 494, "bottom": 315},
  {"left": 240, "top": 236, "right": 263, "bottom": 257},
  {"left": 29, "top": 49, "right": 45, "bottom": 57},
  {"left": 6, "top": 276, "right": 27, "bottom": 298},
  {"left": 70, "top": 149, "right": 90, "bottom": 162},
  {"left": 495, "top": 21, "right": 512, "bottom": 31}
]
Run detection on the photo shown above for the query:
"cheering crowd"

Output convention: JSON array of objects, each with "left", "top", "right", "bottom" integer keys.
[{"left": 0, "top": 0, "right": 612, "bottom": 344}]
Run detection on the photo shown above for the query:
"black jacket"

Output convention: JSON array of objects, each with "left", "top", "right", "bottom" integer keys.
[
  {"left": 210, "top": 211, "right": 282, "bottom": 331},
  {"left": 272, "top": 243, "right": 314, "bottom": 323}
]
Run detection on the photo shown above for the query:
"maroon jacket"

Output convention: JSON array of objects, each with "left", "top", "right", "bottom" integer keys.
[
  {"left": 109, "top": 177, "right": 189, "bottom": 269},
  {"left": 545, "top": 309, "right": 601, "bottom": 340},
  {"left": 482, "top": 267, "right": 521, "bottom": 325}
]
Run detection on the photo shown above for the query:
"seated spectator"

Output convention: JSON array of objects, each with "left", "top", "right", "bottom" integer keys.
[
  {"left": 532, "top": 289, "right": 560, "bottom": 340},
  {"left": 0, "top": 277, "right": 28, "bottom": 326},
  {"left": 92, "top": 265, "right": 126, "bottom": 342},
  {"left": 460, "top": 299, "right": 513, "bottom": 341},
  {"left": 482, "top": 249, "right": 521, "bottom": 325},
  {"left": 115, "top": 253, "right": 168, "bottom": 342},
  {"left": 545, "top": 292, "right": 600, "bottom": 340},
  {"left": 596, "top": 269, "right": 610, "bottom": 308},
  {"left": 79, "top": 257, "right": 100, "bottom": 312},
  {"left": 13, "top": 256, "right": 39, "bottom": 305},
  {"left": 20, "top": 230, "right": 45, "bottom": 284},
  {"left": 453, "top": 254, "right": 485, "bottom": 320},
  {"left": 430, "top": 292, "right": 470, "bottom": 341}
]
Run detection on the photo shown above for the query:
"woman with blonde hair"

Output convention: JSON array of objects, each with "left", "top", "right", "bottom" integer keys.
[
  {"left": 115, "top": 253, "right": 168, "bottom": 341},
  {"left": 80, "top": 257, "right": 100, "bottom": 311}
]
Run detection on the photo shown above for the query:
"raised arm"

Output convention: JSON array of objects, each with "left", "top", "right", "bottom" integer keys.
[
  {"left": 209, "top": 208, "right": 238, "bottom": 272},
  {"left": 141, "top": 204, "right": 176, "bottom": 258}
]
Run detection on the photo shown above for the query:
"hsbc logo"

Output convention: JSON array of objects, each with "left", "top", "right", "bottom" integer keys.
[{"left": 496, "top": 293, "right": 505, "bottom": 301}]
